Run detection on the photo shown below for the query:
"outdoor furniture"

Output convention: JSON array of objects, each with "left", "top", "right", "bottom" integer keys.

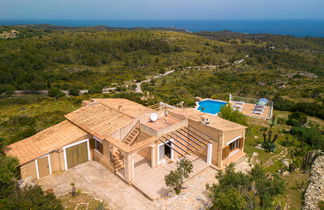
[
  {"left": 253, "top": 110, "right": 263, "bottom": 115},
  {"left": 236, "top": 101, "right": 245, "bottom": 105}
]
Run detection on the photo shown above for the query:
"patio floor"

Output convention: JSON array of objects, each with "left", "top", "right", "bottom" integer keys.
[
  {"left": 230, "top": 102, "right": 271, "bottom": 120},
  {"left": 132, "top": 154, "right": 210, "bottom": 200}
]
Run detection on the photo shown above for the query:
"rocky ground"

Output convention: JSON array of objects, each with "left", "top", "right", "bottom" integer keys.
[{"left": 303, "top": 155, "right": 324, "bottom": 210}]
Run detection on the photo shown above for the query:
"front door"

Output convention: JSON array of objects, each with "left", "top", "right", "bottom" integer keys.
[
  {"left": 66, "top": 141, "right": 89, "bottom": 169},
  {"left": 37, "top": 155, "right": 50, "bottom": 178},
  {"left": 165, "top": 141, "right": 172, "bottom": 159}
]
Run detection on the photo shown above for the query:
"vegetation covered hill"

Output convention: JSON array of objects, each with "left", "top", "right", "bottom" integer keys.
[
  {"left": 0, "top": 25, "right": 323, "bottom": 117},
  {"left": 0, "top": 25, "right": 323, "bottom": 209}
]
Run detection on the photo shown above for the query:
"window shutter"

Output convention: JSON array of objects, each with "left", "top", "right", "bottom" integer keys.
[
  {"left": 222, "top": 146, "right": 229, "bottom": 160},
  {"left": 239, "top": 138, "right": 244, "bottom": 149}
]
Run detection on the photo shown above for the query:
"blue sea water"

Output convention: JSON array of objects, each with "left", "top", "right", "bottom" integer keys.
[
  {"left": 198, "top": 100, "right": 227, "bottom": 115},
  {"left": 0, "top": 19, "right": 323, "bottom": 37}
]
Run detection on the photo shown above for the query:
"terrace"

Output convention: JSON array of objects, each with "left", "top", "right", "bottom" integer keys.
[
  {"left": 117, "top": 153, "right": 209, "bottom": 200},
  {"left": 230, "top": 95, "right": 273, "bottom": 120}
]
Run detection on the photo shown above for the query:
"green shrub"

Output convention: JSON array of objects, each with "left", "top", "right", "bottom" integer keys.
[
  {"left": 88, "top": 85, "right": 102, "bottom": 94},
  {"left": 291, "top": 127, "right": 323, "bottom": 150},
  {"left": 208, "top": 164, "right": 285, "bottom": 210},
  {"left": 286, "top": 112, "right": 307, "bottom": 127},
  {"left": 219, "top": 105, "right": 247, "bottom": 126},
  {"left": 68, "top": 88, "right": 80, "bottom": 96},
  {"left": 165, "top": 158, "right": 193, "bottom": 195},
  {"left": 48, "top": 87, "right": 65, "bottom": 98}
]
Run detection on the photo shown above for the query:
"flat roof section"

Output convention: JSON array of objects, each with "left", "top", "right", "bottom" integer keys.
[{"left": 144, "top": 115, "right": 180, "bottom": 131}]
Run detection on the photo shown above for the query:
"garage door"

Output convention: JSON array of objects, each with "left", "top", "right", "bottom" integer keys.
[
  {"left": 66, "top": 141, "right": 89, "bottom": 169},
  {"left": 37, "top": 155, "right": 50, "bottom": 178}
]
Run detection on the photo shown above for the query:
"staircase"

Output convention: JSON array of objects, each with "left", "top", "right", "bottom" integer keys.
[
  {"left": 122, "top": 126, "right": 140, "bottom": 145},
  {"left": 112, "top": 151, "right": 124, "bottom": 172}
]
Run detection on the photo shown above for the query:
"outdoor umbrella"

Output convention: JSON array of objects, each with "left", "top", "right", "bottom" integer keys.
[{"left": 257, "top": 98, "right": 268, "bottom": 106}]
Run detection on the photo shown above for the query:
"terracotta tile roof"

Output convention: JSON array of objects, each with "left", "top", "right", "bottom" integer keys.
[
  {"left": 5, "top": 120, "right": 88, "bottom": 166},
  {"left": 65, "top": 102, "right": 134, "bottom": 139},
  {"left": 170, "top": 108, "right": 246, "bottom": 131},
  {"left": 93, "top": 98, "right": 154, "bottom": 118}
]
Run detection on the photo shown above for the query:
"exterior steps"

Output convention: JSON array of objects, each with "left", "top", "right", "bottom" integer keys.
[
  {"left": 112, "top": 151, "right": 124, "bottom": 172},
  {"left": 122, "top": 127, "right": 140, "bottom": 145}
]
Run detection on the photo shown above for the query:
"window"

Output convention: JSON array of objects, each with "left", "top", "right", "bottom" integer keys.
[
  {"left": 94, "top": 137, "right": 103, "bottom": 154},
  {"left": 229, "top": 139, "right": 240, "bottom": 151}
]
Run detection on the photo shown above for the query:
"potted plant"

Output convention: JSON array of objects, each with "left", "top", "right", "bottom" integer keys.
[{"left": 70, "top": 182, "right": 77, "bottom": 197}]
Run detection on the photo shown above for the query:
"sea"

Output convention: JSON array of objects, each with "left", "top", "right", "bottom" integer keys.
[{"left": 0, "top": 19, "right": 323, "bottom": 37}]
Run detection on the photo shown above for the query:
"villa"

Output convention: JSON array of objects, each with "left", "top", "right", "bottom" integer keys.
[{"left": 5, "top": 98, "right": 246, "bottom": 200}]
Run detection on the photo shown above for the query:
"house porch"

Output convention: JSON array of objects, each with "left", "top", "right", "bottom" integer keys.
[{"left": 117, "top": 153, "right": 209, "bottom": 200}]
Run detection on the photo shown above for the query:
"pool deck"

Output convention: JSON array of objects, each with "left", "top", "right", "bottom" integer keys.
[{"left": 230, "top": 101, "right": 272, "bottom": 120}]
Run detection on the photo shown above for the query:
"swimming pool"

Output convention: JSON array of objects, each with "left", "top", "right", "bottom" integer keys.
[{"left": 197, "top": 100, "right": 227, "bottom": 115}]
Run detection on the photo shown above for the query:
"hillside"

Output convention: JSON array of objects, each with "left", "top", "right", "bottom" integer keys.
[{"left": 0, "top": 26, "right": 323, "bottom": 117}]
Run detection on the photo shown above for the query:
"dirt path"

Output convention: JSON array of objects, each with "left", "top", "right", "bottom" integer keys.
[{"left": 135, "top": 70, "right": 175, "bottom": 93}]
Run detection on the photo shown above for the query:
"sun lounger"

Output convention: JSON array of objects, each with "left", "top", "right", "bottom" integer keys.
[
  {"left": 232, "top": 106, "right": 242, "bottom": 112},
  {"left": 253, "top": 110, "right": 263, "bottom": 115},
  {"left": 254, "top": 107, "right": 264, "bottom": 112},
  {"left": 236, "top": 101, "right": 245, "bottom": 105}
]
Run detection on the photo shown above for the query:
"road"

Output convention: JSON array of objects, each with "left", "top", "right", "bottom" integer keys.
[{"left": 135, "top": 70, "right": 175, "bottom": 93}]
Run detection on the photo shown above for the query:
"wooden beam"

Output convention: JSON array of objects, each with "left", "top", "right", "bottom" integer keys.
[
  {"left": 168, "top": 132, "right": 202, "bottom": 151},
  {"left": 176, "top": 129, "right": 205, "bottom": 149},
  {"left": 180, "top": 128, "right": 209, "bottom": 146},
  {"left": 159, "top": 138, "right": 189, "bottom": 156},
  {"left": 187, "top": 126, "right": 212, "bottom": 144},
  {"left": 166, "top": 133, "right": 198, "bottom": 154}
]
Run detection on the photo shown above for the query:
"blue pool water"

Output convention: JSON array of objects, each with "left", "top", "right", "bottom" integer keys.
[{"left": 197, "top": 100, "right": 227, "bottom": 115}]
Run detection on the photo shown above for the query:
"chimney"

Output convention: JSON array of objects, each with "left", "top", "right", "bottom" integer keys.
[{"left": 201, "top": 115, "right": 210, "bottom": 125}]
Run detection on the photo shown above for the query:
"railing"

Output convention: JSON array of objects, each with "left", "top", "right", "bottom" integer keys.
[
  {"left": 121, "top": 120, "right": 140, "bottom": 143},
  {"left": 110, "top": 120, "right": 139, "bottom": 141}
]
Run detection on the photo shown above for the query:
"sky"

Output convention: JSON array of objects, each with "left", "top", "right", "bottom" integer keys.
[{"left": 1, "top": 0, "right": 324, "bottom": 20}]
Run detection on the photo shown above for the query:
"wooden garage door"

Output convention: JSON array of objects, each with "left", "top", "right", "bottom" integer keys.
[
  {"left": 66, "top": 142, "right": 88, "bottom": 169},
  {"left": 38, "top": 156, "right": 50, "bottom": 178}
]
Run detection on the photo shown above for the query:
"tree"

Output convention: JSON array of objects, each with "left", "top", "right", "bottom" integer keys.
[
  {"left": 0, "top": 84, "right": 15, "bottom": 97},
  {"left": 1, "top": 185, "right": 63, "bottom": 210},
  {"left": 210, "top": 187, "right": 247, "bottom": 210},
  {"left": 165, "top": 158, "right": 193, "bottom": 194},
  {"left": 291, "top": 127, "right": 323, "bottom": 150},
  {"left": 88, "top": 85, "right": 102, "bottom": 94},
  {"left": 251, "top": 165, "right": 285, "bottom": 209},
  {"left": 219, "top": 105, "right": 248, "bottom": 126},
  {"left": 286, "top": 112, "right": 307, "bottom": 127},
  {"left": 0, "top": 154, "right": 19, "bottom": 198},
  {"left": 208, "top": 163, "right": 285, "bottom": 210},
  {"left": 68, "top": 88, "right": 80, "bottom": 96},
  {"left": 48, "top": 87, "right": 65, "bottom": 98}
]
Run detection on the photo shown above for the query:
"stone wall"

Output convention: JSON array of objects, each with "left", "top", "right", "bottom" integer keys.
[{"left": 303, "top": 155, "right": 324, "bottom": 210}]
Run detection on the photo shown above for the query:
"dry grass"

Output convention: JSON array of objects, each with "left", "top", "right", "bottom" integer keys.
[{"left": 59, "top": 193, "right": 110, "bottom": 210}]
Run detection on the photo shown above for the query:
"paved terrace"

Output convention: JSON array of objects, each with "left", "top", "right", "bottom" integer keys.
[
  {"left": 36, "top": 160, "right": 250, "bottom": 209},
  {"left": 130, "top": 154, "right": 209, "bottom": 200},
  {"left": 230, "top": 102, "right": 271, "bottom": 120}
]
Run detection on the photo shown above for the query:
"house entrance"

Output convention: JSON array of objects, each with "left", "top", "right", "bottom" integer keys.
[
  {"left": 165, "top": 141, "right": 172, "bottom": 159},
  {"left": 158, "top": 140, "right": 173, "bottom": 164}
]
